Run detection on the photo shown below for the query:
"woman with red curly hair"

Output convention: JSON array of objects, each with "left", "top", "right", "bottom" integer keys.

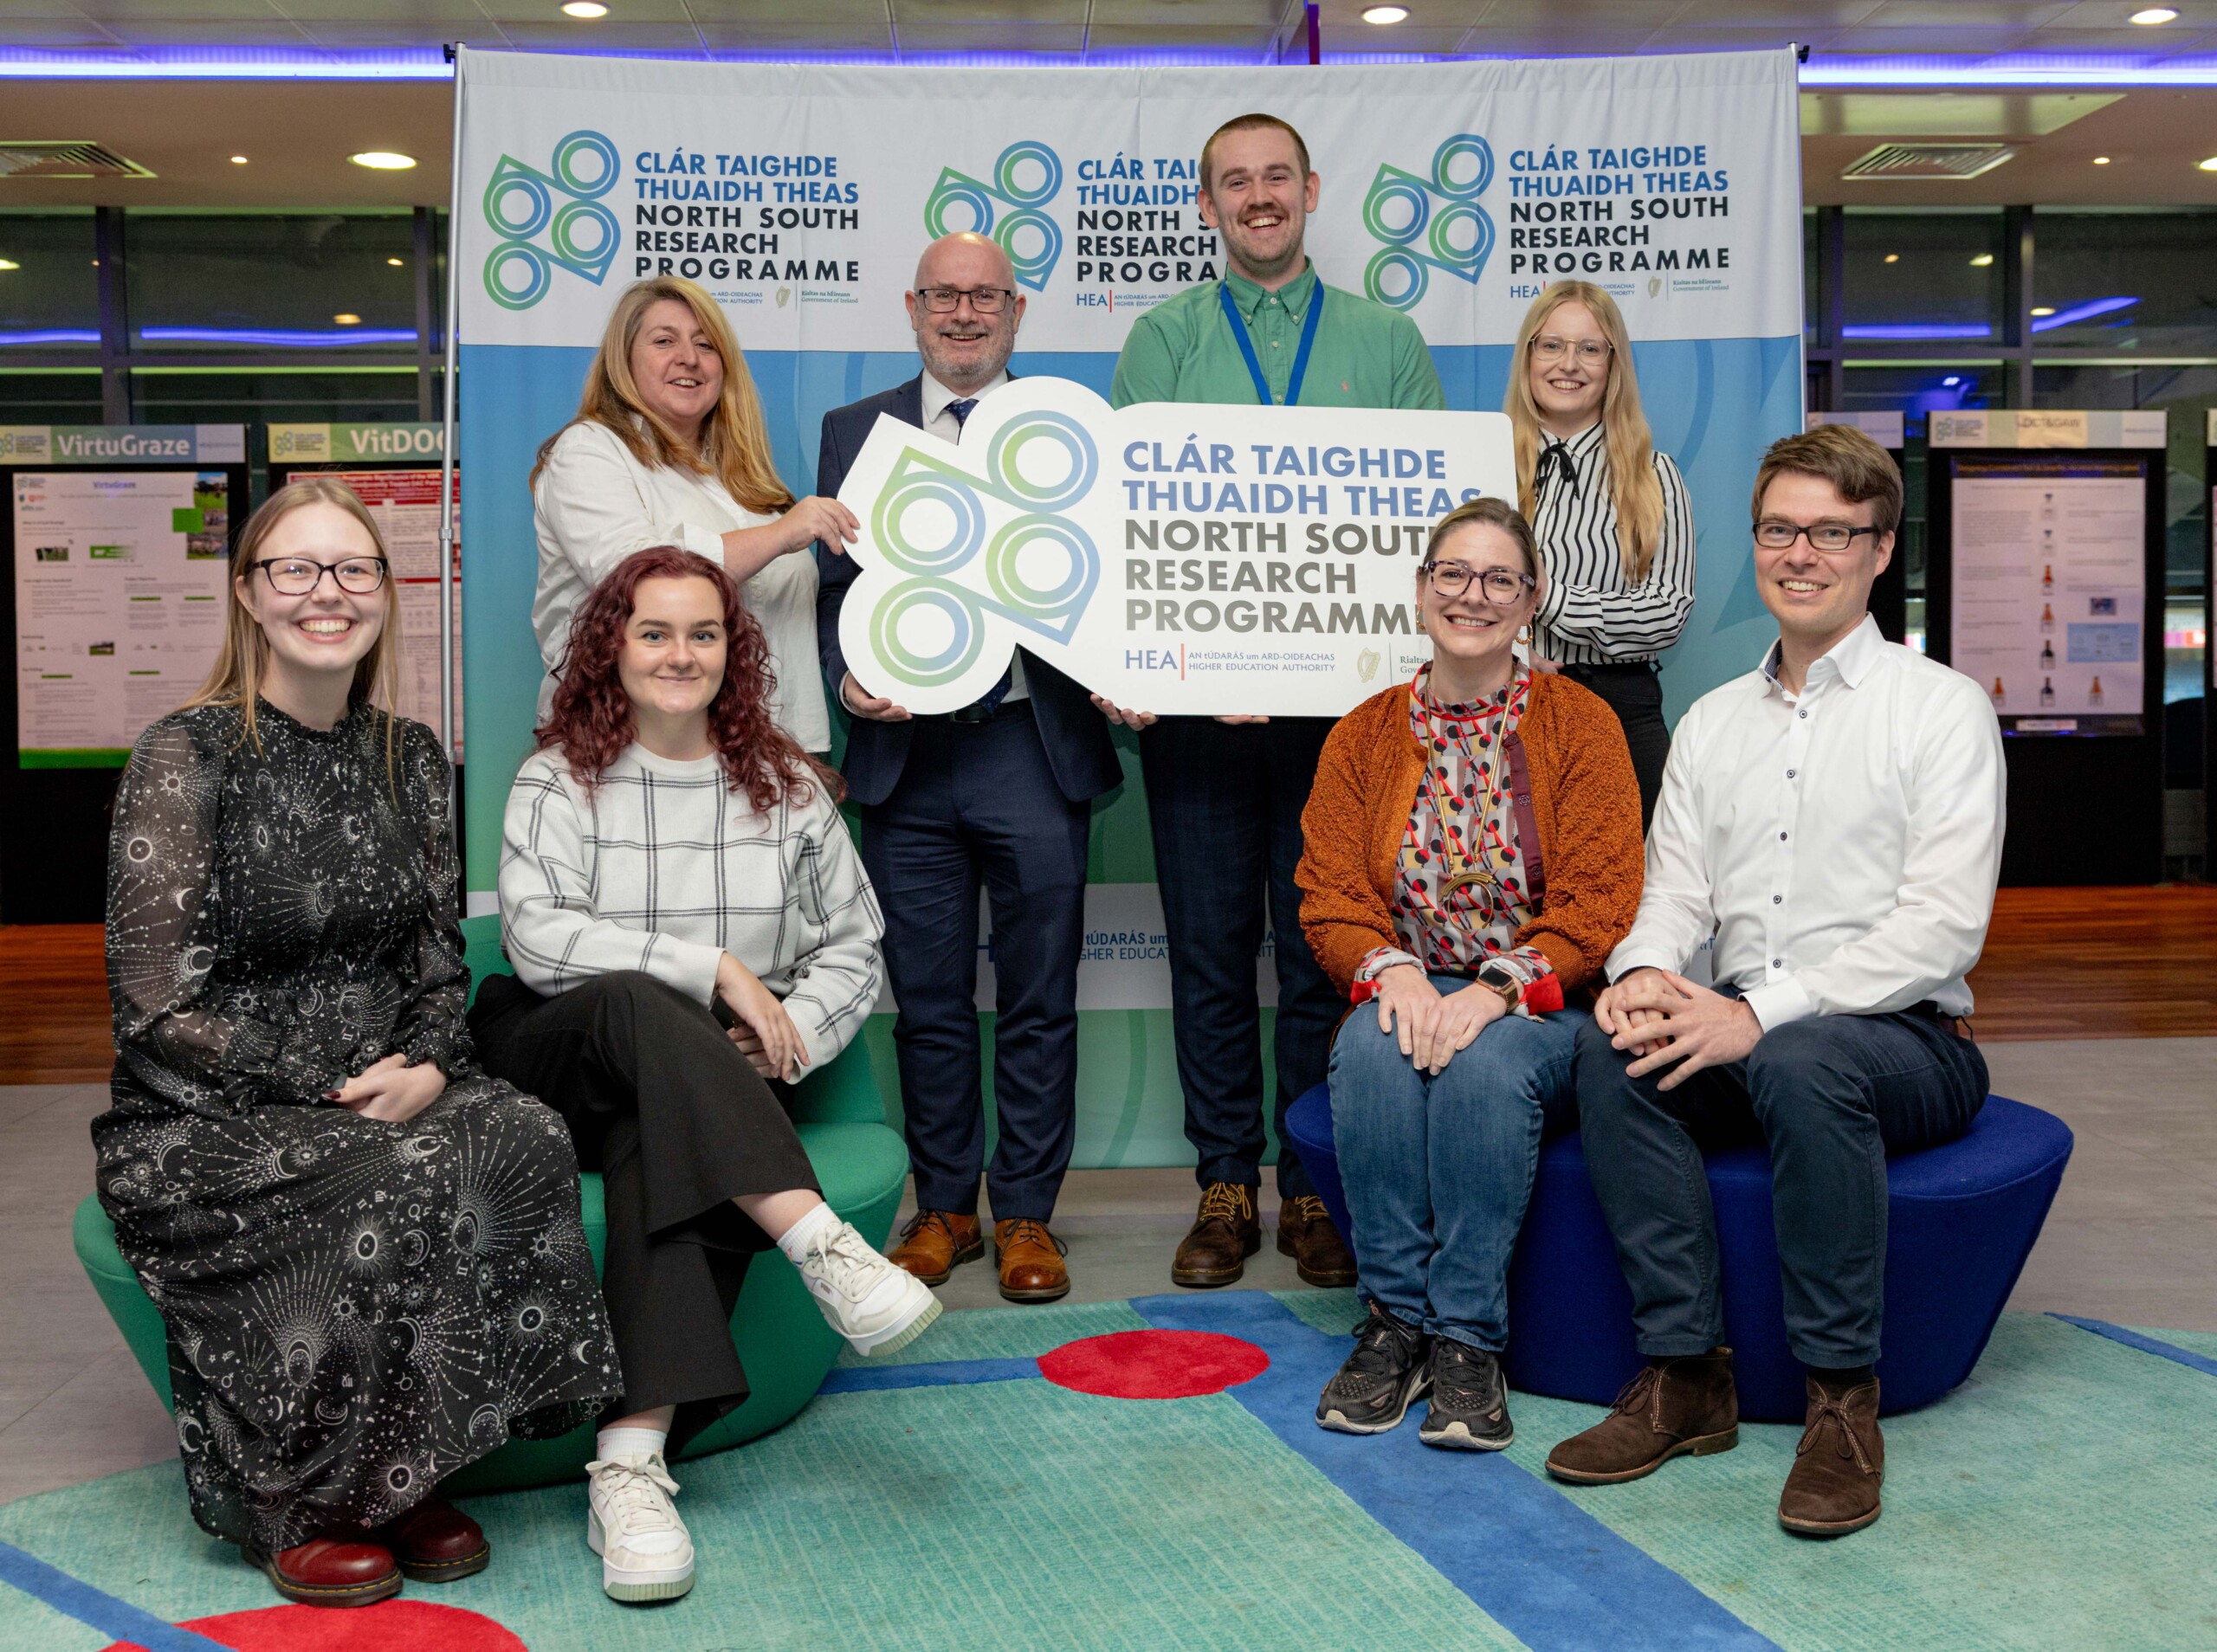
[{"left": 469, "top": 547, "right": 932, "bottom": 1605}]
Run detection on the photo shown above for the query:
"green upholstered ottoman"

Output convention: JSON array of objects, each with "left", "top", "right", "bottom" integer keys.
[{"left": 73, "top": 913, "right": 910, "bottom": 1494}]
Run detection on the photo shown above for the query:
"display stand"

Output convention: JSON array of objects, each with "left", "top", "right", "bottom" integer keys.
[
  {"left": 1925, "top": 410, "right": 2167, "bottom": 886},
  {"left": 1807, "top": 410, "right": 1906, "bottom": 643},
  {"left": 2, "top": 425, "right": 250, "bottom": 921}
]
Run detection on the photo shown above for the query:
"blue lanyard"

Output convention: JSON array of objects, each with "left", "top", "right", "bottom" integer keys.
[{"left": 1218, "top": 279, "right": 1323, "bottom": 407}]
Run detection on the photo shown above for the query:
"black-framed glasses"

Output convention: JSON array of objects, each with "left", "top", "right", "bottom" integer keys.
[
  {"left": 1753, "top": 520, "right": 1878, "bottom": 553},
  {"left": 1531, "top": 336, "right": 1611, "bottom": 365},
  {"left": 1424, "top": 562, "right": 1535, "bottom": 604},
  {"left": 250, "top": 557, "right": 390, "bottom": 596},
  {"left": 916, "top": 285, "right": 1016, "bottom": 314}
]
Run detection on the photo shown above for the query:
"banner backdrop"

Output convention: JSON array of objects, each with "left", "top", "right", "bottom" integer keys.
[{"left": 455, "top": 45, "right": 1804, "bottom": 1167}]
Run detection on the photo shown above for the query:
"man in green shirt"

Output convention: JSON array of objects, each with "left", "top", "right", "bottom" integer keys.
[{"left": 1103, "top": 113, "right": 1447, "bottom": 1294}]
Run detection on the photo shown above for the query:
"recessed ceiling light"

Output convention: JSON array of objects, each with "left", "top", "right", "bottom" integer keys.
[
  {"left": 350, "top": 151, "right": 416, "bottom": 171},
  {"left": 333, "top": 313, "right": 361, "bottom": 325},
  {"left": 0, "top": 259, "right": 18, "bottom": 271},
  {"left": 2130, "top": 8, "right": 2179, "bottom": 23},
  {"left": 563, "top": 0, "right": 609, "bottom": 15},
  {"left": 2200, "top": 155, "right": 2217, "bottom": 171},
  {"left": 2032, "top": 306, "right": 2056, "bottom": 316},
  {"left": 229, "top": 155, "right": 248, "bottom": 165},
  {"left": 1884, "top": 253, "right": 1899, "bottom": 263},
  {"left": 1361, "top": 4, "right": 1409, "bottom": 21},
  {"left": 1942, "top": 375, "right": 1962, "bottom": 387},
  {"left": 387, "top": 256, "right": 404, "bottom": 267},
  {"left": 1969, "top": 252, "right": 1994, "bottom": 267},
  {"left": 2093, "top": 155, "right": 2112, "bottom": 165}
]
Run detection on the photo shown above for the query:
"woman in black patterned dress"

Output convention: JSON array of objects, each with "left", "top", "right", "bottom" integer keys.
[{"left": 94, "top": 479, "right": 618, "bottom": 1607}]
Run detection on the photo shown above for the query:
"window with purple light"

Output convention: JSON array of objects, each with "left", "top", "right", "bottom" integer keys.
[
  {"left": 125, "top": 213, "right": 418, "bottom": 355},
  {"left": 2033, "top": 210, "right": 2217, "bottom": 352},
  {"left": 1841, "top": 210, "right": 2005, "bottom": 343},
  {"left": 0, "top": 212, "right": 99, "bottom": 352}
]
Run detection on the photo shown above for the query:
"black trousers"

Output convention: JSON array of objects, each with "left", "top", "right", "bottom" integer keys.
[
  {"left": 469, "top": 970, "right": 820, "bottom": 1451},
  {"left": 1560, "top": 661, "right": 1670, "bottom": 829},
  {"left": 1137, "top": 714, "right": 1341, "bottom": 1199}
]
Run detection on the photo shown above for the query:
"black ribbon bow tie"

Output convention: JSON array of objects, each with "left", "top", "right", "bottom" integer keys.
[{"left": 1535, "top": 438, "right": 1579, "bottom": 494}]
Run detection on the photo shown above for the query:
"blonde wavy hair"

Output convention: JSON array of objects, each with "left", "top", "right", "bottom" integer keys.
[
  {"left": 185, "top": 476, "right": 402, "bottom": 770},
  {"left": 531, "top": 276, "right": 794, "bottom": 515},
  {"left": 1505, "top": 281, "right": 1664, "bottom": 584}
]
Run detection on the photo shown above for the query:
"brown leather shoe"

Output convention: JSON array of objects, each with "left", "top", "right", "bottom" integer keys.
[
  {"left": 1544, "top": 1348, "right": 1739, "bottom": 1485},
  {"left": 1276, "top": 1195, "right": 1357, "bottom": 1287},
  {"left": 377, "top": 1495, "right": 490, "bottom": 1583},
  {"left": 243, "top": 1533, "right": 403, "bottom": 1607},
  {"left": 888, "top": 1210, "right": 984, "bottom": 1285},
  {"left": 993, "top": 1217, "right": 1070, "bottom": 1302},
  {"left": 1173, "top": 1182, "right": 1262, "bottom": 1287},
  {"left": 1778, "top": 1376, "right": 1884, "bottom": 1536}
]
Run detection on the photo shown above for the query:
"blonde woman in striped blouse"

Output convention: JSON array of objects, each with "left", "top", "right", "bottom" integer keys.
[{"left": 1506, "top": 281, "right": 1697, "bottom": 825}]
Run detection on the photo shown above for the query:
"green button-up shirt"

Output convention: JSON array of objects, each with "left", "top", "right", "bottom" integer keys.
[{"left": 1108, "top": 262, "right": 1446, "bottom": 412}]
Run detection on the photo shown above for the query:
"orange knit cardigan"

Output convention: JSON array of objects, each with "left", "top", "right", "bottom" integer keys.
[{"left": 1296, "top": 671, "right": 1645, "bottom": 1000}]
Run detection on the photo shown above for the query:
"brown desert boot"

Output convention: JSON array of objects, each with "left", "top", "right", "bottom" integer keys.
[
  {"left": 1173, "top": 1182, "right": 1262, "bottom": 1287},
  {"left": 1277, "top": 1195, "right": 1357, "bottom": 1287},
  {"left": 888, "top": 1210, "right": 984, "bottom": 1286},
  {"left": 377, "top": 1495, "right": 490, "bottom": 1583},
  {"left": 1778, "top": 1376, "right": 1884, "bottom": 1536},
  {"left": 993, "top": 1217, "right": 1070, "bottom": 1303},
  {"left": 1544, "top": 1347, "right": 1739, "bottom": 1485},
  {"left": 242, "top": 1533, "right": 403, "bottom": 1607}
]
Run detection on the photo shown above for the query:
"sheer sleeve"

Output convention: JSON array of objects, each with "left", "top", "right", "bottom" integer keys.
[
  {"left": 107, "top": 715, "right": 333, "bottom": 1114},
  {"left": 387, "top": 719, "right": 473, "bottom": 1074}
]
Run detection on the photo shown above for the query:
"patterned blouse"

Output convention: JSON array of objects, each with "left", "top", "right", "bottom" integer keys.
[{"left": 1355, "top": 662, "right": 1556, "bottom": 997}]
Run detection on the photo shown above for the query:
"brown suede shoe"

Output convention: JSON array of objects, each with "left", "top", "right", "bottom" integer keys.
[
  {"left": 1277, "top": 1195, "right": 1357, "bottom": 1287},
  {"left": 993, "top": 1217, "right": 1070, "bottom": 1303},
  {"left": 887, "top": 1210, "right": 984, "bottom": 1286},
  {"left": 1778, "top": 1376, "right": 1884, "bottom": 1537},
  {"left": 1173, "top": 1182, "right": 1262, "bottom": 1287},
  {"left": 377, "top": 1495, "right": 489, "bottom": 1583},
  {"left": 242, "top": 1533, "right": 403, "bottom": 1607},
  {"left": 1544, "top": 1348, "right": 1740, "bottom": 1485}
]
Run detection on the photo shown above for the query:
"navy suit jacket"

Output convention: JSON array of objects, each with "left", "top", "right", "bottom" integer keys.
[{"left": 814, "top": 374, "right": 1123, "bottom": 810}]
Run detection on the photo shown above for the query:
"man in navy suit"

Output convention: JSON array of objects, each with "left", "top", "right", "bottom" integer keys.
[{"left": 816, "top": 231, "right": 1121, "bottom": 1305}]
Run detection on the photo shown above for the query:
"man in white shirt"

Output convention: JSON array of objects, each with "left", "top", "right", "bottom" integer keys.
[{"left": 1545, "top": 425, "right": 2004, "bottom": 1539}]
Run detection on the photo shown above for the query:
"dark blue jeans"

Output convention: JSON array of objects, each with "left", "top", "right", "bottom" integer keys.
[
  {"left": 1139, "top": 715, "right": 1341, "bottom": 1199},
  {"left": 1575, "top": 997, "right": 1988, "bottom": 1369},
  {"left": 1332, "top": 982, "right": 1583, "bottom": 1352}
]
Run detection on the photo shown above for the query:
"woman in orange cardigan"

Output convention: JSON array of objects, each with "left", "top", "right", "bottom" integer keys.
[{"left": 1297, "top": 495, "right": 1644, "bottom": 1453}]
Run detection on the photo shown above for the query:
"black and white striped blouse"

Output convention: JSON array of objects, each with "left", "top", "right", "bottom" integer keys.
[{"left": 1528, "top": 421, "right": 1697, "bottom": 667}]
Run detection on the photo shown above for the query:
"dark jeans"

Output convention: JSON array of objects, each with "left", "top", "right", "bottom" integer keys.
[
  {"left": 860, "top": 702, "right": 1089, "bottom": 1222},
  {"left": 1138, "top": 714, "right": 1341, "bottom": 1200},
  {"left": 469, "top": 970, "right": 820, "bottom": 1450},
  {"left": 1332, "top": 982, "right": 1583, "bottom": 1351},
  {"left": 1560, "top": 661, "right": 1669, "bottom": 829},
  {"left": 1574, "top": 996, "right": 1988, "bottom": 1369}
]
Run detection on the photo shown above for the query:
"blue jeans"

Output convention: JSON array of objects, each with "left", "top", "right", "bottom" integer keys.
[{"left": 1330, "top": 978, "right": 1583, "bottom": 1352}]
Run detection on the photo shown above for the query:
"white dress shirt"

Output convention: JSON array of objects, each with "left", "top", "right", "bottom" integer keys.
[
  {"left": 1606, "top": 614, "right": 2005, "bottom": 1029},
  {"left": 919, "top": 368, "right": 1025, "bottom": 702},
  {"left": 532, "top": 419, "right": 830, "bottom": 751}
]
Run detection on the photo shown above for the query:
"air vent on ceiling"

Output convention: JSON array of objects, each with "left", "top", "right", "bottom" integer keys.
[
  {"left": 0, "top": 143, "right": 155, "bottom": 181},
  {"left": 1842, "top": 144, "right": 2014, "bottom": 182}
]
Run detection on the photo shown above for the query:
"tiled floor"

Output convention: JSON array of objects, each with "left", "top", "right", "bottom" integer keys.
[{"left": 5, "top": 1038, "right": 2213, "bottom": 1507}]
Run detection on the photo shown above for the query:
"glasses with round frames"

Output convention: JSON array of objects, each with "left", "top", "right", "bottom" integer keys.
[
  {"left": 1753, "top": 520, "right": 1878, "bottom": 553},
  {"left": 915, "top": 286, "right": 1016, "bottom": 314},
  {"left": 250, "top": 557, "right": 390, "bottom": 596},
  {"left": 1530, "top": 336, "right": 1612, "bottom": 365},
  {"left": 1424, "top": 561, "right": 1536, "bottom": 604}
]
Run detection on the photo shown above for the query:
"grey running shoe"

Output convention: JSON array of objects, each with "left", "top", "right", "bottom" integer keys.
[
  {"left": 1419, "top": 1339, "right": 1514, "bottom": 1451},
  {"left": 1315, "top": 1303, "right": 1432, "bottom": 1435}
]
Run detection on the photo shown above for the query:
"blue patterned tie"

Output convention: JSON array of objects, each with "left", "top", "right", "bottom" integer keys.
[
  {"left": 947, "top": 397, "right": 978, "bottom": 432},
  {"left": 946, "top": 396, "right": 1010, "bottom": 717}
]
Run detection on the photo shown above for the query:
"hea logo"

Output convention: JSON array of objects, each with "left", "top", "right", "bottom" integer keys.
[
  {"left": 1363, "top": 135, "right": 1495, "bottom": 312},
  {"left": 865, "top": 412, "right": 1099, "bottom": 689},
  {"left": 482, "top": 130, "right": 622, "bottom": 311},
  {"left": 924, "top": 141, "right": 1064, "bottom": 293}
]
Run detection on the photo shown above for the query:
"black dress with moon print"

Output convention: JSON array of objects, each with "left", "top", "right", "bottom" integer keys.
[{"left": 94, "top": 700, "right": 619, "bottom": 1552}]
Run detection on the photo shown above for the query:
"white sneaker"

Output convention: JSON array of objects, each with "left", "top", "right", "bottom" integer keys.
[
  {"left": 585, "top": 1452, "right": 695, "bottom": 1603},
  {"left": 797, "top": 1218, "right": 942, "bottom": 1357}
]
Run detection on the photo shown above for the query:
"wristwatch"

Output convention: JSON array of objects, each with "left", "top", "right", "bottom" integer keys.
[{"left": 1474, "top": 961, "right": 1523, "bottom": 1011}]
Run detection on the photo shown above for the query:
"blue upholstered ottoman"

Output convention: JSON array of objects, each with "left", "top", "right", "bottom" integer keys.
[{"left": 1283, "top": 1081, "right": 2072, "bottom": 1423}]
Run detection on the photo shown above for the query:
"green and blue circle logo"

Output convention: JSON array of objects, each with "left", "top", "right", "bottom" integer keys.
[
  {"left": 924, "top": 141, "right": 1064, "bottom": 292},
  {"left": 1363, "top": 134, "right": 1494, "bottom": 313},
  {"left": 482, "top": 130, "right": 622, "bottom": 312}
]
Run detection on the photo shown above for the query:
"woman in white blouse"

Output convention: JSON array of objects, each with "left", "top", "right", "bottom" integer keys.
[
  {"left": 472, "top": 545, "right": 930, "bottom": 1607},
  {"left": 531, "top": 275, "right": 856, "bottom": 752},
  {"left": 1506, "top": 281, "right": 1697, "bottom": 825}
]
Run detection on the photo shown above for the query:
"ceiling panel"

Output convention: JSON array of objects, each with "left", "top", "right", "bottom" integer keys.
[
  {"left": 289, "top": 21, "right": 516, "bottom": 48},
  {"left": 479, "top": 0, "right": 704, "bottom": 21},
  {"left": 687, "top": 0, "right": 892, "bottom": 23},
  {"left": 0, "top": 21, "right": 120, "bottom": 43},
  {"left": 270, "top": 0, "right": 496, "bottom": 17},
  {"left": 1083, "top": 22, "right": 1277, "bottom": 48},
  {"left": 692, "top": 22, "right": 894, "bottom": 48},
  {"left": 61, "top": 18, "right": 321, "bottom": 43},
  {"left": 889, "top": 22, "right": 1089, "bottom": 49},
  {"left": 1855, "top": 1, "right": 2074, "bottom": 24},
  {"left": 63, "top": 0, "right": 288, "bottom": 18},
  {"left": 490, "top": 21, "right": 714, "bottom": 48}
]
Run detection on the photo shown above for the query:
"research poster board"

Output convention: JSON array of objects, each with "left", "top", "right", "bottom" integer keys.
[{"left": 1948, "top": 453, "right": 2147, "bottom": 736}]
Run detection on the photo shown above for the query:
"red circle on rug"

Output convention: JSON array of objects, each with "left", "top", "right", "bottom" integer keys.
[
  {"left": 1037, "top": 1329, "right": 1270, "bottom": 1399},
  {"left": 104, "top": 1599, "right": 524, "bottom": 1652}
]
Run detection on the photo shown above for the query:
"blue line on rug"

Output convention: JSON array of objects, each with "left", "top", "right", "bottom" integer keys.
[
  {"left": 818, "top": 1356, "right": 1043, "bottom": 1394},
  {"left": 0, "top": 1537, "right": 232, "bottom": 1652},
  {"left": 2051, "top": 1315, "right": 2217, "bottom": 1378},
  {"left": 1128, "top": 1292, "right": 1781, "bottom": 1652}
]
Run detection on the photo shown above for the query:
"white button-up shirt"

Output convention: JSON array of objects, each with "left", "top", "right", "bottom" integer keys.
[
  {"left": 1606, "top": 614, "right": 2005, "bottom": 1028},
  {"left": 919, "top": 368, "right": 1025, "bottom": 701}
]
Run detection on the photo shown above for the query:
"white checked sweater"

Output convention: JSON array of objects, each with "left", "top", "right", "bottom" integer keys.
[{"left": 499, "top": 742, "right": 884, "bottom": 1070}]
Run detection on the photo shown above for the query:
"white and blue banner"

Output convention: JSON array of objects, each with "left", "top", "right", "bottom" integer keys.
[{"left": 453, "top": 44, "right": 1803, "bottom": 1165}]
